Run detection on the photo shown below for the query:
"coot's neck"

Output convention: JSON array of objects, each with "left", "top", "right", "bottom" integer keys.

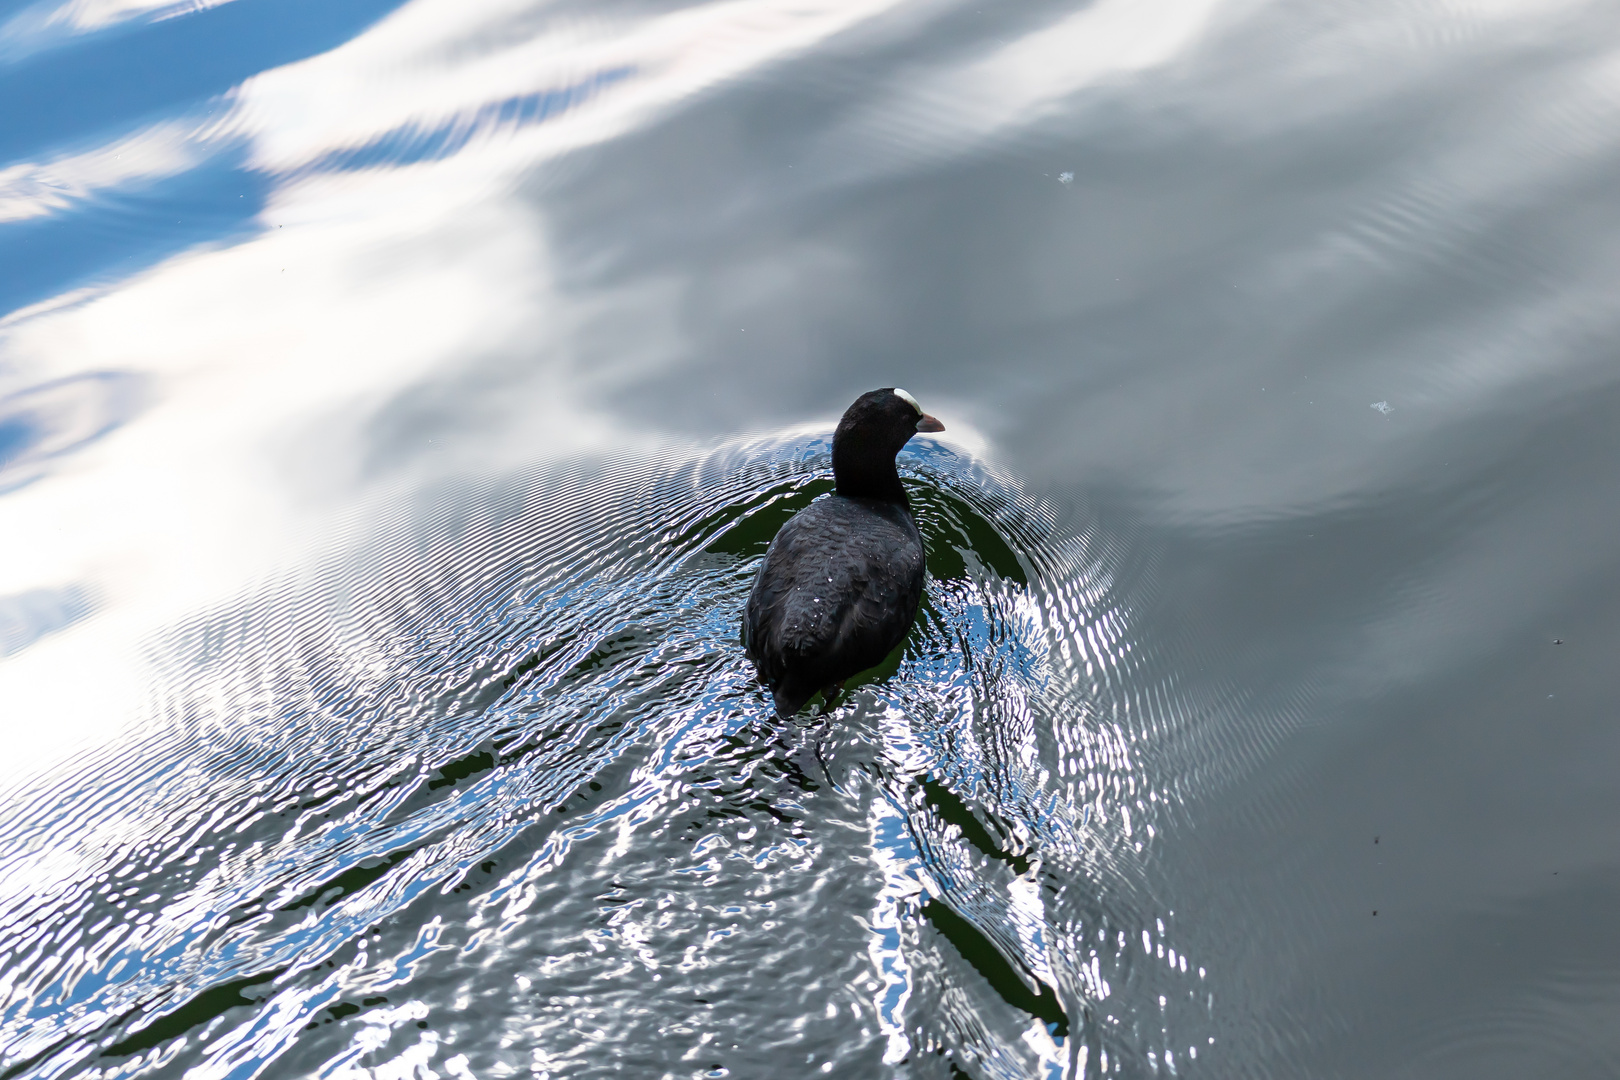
[{"left": 832, "top": 440, "right": 909, "bottom": 506}]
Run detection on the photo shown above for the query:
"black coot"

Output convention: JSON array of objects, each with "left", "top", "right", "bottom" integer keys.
[{"left": 743, "top": 388, "right": 945, "bottom": 716}]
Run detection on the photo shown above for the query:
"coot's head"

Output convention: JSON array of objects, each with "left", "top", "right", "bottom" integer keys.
[{"left": 831, "top": 388, "right": 945, "bottom": 501}]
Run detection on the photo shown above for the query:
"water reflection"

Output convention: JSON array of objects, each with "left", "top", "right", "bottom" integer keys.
[
  {"left": 0, "top": 0, "right": 247, "bottom": 65},
  {"left": 0, "top": 434, "right": 1207, "bottom": 1078},
  {"left": 0, "top": 584, "right": 93, "bottom": 657},
  {"left": 3, "top": 0, "right": 1619, "bottom": 1074},
  {"left": 0, "top": 371, "right": 144, "bottom": 493}
]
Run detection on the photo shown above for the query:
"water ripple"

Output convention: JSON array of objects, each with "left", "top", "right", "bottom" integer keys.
[{"left": 0, "top": 433, "right": 1215, "bottom": 1078}]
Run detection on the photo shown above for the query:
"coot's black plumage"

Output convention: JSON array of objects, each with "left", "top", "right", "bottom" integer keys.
[{"left": 744, "top": 388, "right": 945, "bottom": 716}]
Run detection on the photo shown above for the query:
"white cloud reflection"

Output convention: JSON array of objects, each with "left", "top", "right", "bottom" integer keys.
[
  {"left": 240, "top": 0, "right": 905, "bottom": 174},
  {"left": 0, "top": 0, "right": 242, "bottom": 62},
  {"left": 0, "top": 0, "right": 912, "bottom": 792},
  {"left": 828, "top": 0, "right": 1235, "bottom": 169},
  {"left": 9, "top": 0, "right": 1612, "bottom": 797},
  {"left": 0, "top": 117, "right": 229, "bottom": 223}
]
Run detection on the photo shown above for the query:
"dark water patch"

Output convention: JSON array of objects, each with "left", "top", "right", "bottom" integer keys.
[
  {"left": 304, "top": 998, "right": 360, "bottom": 1027},
  {"left": 920, "top": 776, "right": 1031, "bottom": 877},
  {"left": 913, "top": 486, "right": 1031, "bottom": 586},
  {"left": 923, "top": 897, "right": 1067, "bottom": 1036},
  {"left": 704, "top": 474, "right": 835, "bottom": 559},
  {"left": 100, "top": 968, "right": 282, "bottom": 1058},
  {"left": 425, "top": 749, "right": 496, "bottom": 791},
  {"left": 280, "top": 849, "right": 416, "bottom": 913}
]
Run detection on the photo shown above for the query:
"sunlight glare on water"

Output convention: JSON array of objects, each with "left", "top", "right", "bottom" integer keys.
[
  {"left": 4, "top": 0, "right": 1620, "bottom": 1074},
  {"left": 0, "top": 430, "right": 1205, "bottom": 1078}
]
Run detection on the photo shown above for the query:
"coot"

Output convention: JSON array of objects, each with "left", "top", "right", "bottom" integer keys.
[{"left": 743, "top": 388, "right": 945, "bottom": 716}]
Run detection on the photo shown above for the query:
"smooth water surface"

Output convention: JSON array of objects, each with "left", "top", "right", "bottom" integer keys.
[{"left": 3, "top": 0, "right": 1619, "bottom": 1076}]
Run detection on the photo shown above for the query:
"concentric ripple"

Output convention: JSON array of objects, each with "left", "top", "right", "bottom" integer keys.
[{"left": 0, "top": 435, "right": 1213, "bottom": 1079}]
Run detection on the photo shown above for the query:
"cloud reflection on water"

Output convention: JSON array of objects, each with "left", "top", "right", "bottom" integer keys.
[
  {"left": 0, "top": 585, "right": 94, "bottom": 657},
  {"left": 0, "top": 0, "right": 925, "bottom": 797},
  {"left": 0, "top": 119, "right": 225, "bottom": 224},
  {"left": 0, "top": 0, "right": 1614, "bottom": 818},
  {"left": 2, "top": 0, "right": 1620, "bottom": 1070},
  {"left": 0, "top": 0, "right": 244, "bottom": 63}
]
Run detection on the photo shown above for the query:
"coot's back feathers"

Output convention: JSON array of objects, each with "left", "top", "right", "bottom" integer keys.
[
  {"left": 744, "top": 497, "right": 924, "bottom": 716},
  {"left": 743, "top": 388, "right": 945, "bottom": 716}
]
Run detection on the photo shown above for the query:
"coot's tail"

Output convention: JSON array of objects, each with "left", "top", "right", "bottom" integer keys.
[
  {"left": 770, "top": 683, "right": 814, "bottom": 718},
  {"left": 771, "top": 680, "right": 846, "bottom": 718}
]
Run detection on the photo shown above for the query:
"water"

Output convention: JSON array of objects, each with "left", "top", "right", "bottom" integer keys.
[{"left": 3, "top": 0, "right": 1619, "bottom": 1076}]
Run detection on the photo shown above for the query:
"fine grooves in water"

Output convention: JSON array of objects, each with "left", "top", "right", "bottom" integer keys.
[{"left": 0, "top": 432, "right": 1219, "bottom": 1079}]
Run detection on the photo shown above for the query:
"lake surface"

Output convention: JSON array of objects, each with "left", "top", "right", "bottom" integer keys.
[{"left": 3, "top": 0, "right": 1619, "bottom": 1076}]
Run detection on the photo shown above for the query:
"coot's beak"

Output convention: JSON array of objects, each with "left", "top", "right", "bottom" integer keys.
[{"left": 915, "top": 413, "right": 945, "bottom": 433}]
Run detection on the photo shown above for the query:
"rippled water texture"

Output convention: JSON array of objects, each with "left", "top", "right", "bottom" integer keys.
[
  {"left": 3, "top": 437, "right": 1215, "bottom": 1079},
  {"left": 5, "top": 0, "right": 1620, "bottom": 1076}
]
